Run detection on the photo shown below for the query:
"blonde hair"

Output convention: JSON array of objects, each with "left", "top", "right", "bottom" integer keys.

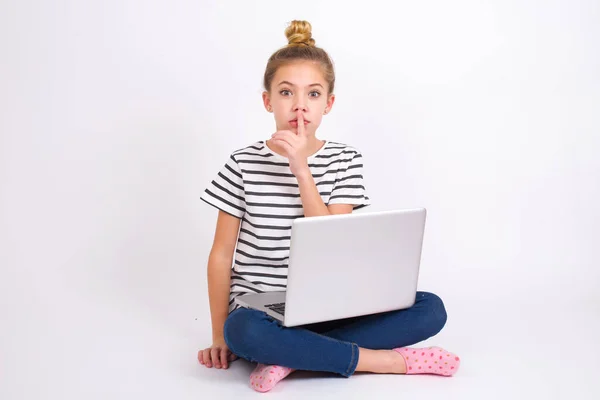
[{"left": 263, "top": 20, "right": 335, "bottom": 94}]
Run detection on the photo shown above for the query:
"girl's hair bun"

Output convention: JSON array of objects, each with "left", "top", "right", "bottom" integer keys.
[
  {"left": 285, "top": 20, "right": 316, "bottom": 47},
  {"left": 263, "top": 20, "right": 335, "bottom": 94}
]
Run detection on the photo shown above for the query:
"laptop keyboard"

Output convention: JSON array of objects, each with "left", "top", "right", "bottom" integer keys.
[{"left": 264, "top": 302, "right": 285, "bottom": 316}]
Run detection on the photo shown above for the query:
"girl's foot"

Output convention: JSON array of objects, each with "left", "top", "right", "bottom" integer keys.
[
  {"left": 250, "top": 364, "right": 294, "bottom": 392},
  {"left": 395, "top": 346, "right": 460, "bottom": 376},
  {"left": 357, "top": 346, "right": 460, "bottom": 376}
]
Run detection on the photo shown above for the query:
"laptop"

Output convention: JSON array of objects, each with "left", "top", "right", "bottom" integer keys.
[{"left": 235, "top": 208, "right": 427, "bottom": 327}]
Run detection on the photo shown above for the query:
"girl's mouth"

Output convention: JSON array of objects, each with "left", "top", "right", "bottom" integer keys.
[{"left": 290, "top": 119, "right": 309, "bottom": 127}]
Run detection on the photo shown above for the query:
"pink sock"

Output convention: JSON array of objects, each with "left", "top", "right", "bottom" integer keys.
[
  {"left": 250, "top": 364, "right": 295, "bottom": 392},
  {"left": 394, "top": 346, "right": 460, "bottom": 376}
]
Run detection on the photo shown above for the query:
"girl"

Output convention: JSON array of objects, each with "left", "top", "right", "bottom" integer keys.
[{"left": 198, "top": 20, "right": 460, "bottom": 392}]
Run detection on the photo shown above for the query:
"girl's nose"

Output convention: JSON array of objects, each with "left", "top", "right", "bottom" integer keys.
[{"left": 294, "top": 104, "right": 307, "bottom": 112}]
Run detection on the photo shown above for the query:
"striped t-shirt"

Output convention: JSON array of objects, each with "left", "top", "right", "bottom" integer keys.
[{"left": 200, "top": 140, "right": 371, "bottom": 312}]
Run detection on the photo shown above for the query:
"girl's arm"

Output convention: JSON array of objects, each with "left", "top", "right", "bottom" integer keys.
[
  {"left": 296, "top": 172, "right": 353, "bottom": 217},
  {"left": 207, "top": 210, "right": 241, "bottom": 342},
  {"left": 271, "top": 111, "right": 355, "bottom": 217}
]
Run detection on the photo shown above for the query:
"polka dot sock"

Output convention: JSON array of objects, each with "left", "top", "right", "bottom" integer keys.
[
  {"left": 250, "top": 364, "right": 295, "bottom": 392},
  {"left": 394, "top": 346, "right": 460, "bottom": 376}
]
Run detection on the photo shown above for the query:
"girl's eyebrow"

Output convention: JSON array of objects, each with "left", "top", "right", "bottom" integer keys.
[{"left": 278, "top": 80, "right": 324, "bottom": 89}]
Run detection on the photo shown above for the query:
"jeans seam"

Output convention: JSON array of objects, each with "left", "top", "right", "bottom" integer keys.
[
  {"left": 292, "top": 321, "right": 360, "bottom": 376},
  {"left": 344, "top": 343, "right": 358, "bottom": 377}
]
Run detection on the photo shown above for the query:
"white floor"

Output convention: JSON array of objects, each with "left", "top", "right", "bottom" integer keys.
[{"left": 3, "top": 282, "right": 599, "bottom": 400}]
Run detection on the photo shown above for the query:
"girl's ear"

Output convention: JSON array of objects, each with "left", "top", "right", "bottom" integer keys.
[
  {"left": 262, "top": 91, "right": 272, "bottom": 112},
  {"left": 325, "top": 93, "right": 336, "bottom": 114}
]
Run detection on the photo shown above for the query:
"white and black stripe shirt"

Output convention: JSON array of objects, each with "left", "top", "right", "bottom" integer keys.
[{"left": 200, "top": 140, "right": 371, "bottom": 312}]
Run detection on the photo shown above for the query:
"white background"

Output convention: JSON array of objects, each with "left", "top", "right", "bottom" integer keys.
[{"left": 1, "top": 0, "right": 599, "bottom": 399}]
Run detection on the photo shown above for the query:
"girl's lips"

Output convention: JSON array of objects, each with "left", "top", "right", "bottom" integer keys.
[{"left": 290, "top": 119, "right": 309, "bottom": 127}]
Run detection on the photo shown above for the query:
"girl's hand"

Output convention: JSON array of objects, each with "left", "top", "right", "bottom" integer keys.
[
  {"left": 270, "top": 110, "right": 312, "bottom": 178},
  {"left": 198, "top": 339, "right": 238, "bottom": 369}
]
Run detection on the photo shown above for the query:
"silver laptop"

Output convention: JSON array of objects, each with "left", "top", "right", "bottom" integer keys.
[{"left": 235, "top": 208, "right": 427, "bottom": 327}]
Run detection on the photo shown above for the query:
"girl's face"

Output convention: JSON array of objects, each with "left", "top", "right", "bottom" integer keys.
[{"left": 263, "top": 61, "right": 335, "bottom": 136}]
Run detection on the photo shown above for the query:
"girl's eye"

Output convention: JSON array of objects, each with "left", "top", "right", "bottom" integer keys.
[{"left": 279, "top": 89, "right": 321, "bottom": 97}]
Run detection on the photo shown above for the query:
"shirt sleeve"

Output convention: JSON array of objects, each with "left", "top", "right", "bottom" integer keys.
[
  {"left": 328, "top": 149, "right": 371, "bottom": 210},
  {"left": 200, "top": 154, "right": 246, "bottom": 218}
]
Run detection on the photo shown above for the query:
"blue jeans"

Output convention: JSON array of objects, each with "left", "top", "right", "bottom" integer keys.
[{"left": 223, "top": 291, "right": 447, "bottom": 377}]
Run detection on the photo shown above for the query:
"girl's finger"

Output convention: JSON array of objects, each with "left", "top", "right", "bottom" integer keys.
[
  {"left": 272, "top": 131, "right": 296, "bottom": 143},
  {"left": 220, "top": 348, "right": 229, "bottom": 369},
  {"left": 203, "top": 349, "right": 212, "bottom": 368},
  {"left": 297, "top": 110, "right": 305, "bottom": 136},
  {"left": 272, "top": 139, "right": 293, "bottom": 155},
  {"left": 272, "top": 133, "right": 296, "bottom": 149},
  {"left": 211, "top": 347, "right": 220, "bottom": 368},
  {"left": 228, "top": 352, "right": 238, "bottom": 362}
]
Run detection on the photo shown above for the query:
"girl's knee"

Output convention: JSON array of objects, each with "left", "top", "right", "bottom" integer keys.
[
  {"left": 223, "top": 308, "right": 250, "bottom": 352},
  {"left": 223, "top": 308, "right": 271, "bottom": 358},
  {"left": 416, "top": 291, "right": 448, "bottom": 334}
]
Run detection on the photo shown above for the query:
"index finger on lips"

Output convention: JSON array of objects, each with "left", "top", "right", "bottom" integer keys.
[{"left": 297, "top": 110, "right": 305, "bottom": 136}]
